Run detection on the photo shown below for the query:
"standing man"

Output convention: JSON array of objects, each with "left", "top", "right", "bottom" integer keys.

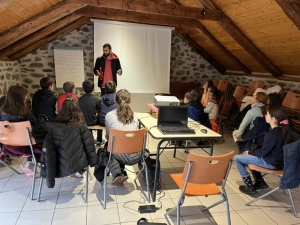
[{"left": 94, "top": 43, "right": 122, "bottom": 95}]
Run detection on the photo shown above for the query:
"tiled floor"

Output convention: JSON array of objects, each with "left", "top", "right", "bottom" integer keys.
[{"left": 0, "top": 130, "right": 299, "bottom": 225}]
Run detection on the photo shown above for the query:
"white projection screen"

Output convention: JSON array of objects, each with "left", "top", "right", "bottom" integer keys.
[{"left": 93, "top": 19, "right": 172, "bottom": 94}]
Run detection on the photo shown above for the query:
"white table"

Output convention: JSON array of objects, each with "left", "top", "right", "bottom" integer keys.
[{"left": 137, "top": 113, "right": 221, "bottom": 201}]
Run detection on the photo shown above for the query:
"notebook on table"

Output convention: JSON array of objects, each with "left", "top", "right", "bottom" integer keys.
[{"left": 157, "top": 106, "right": 195, "bottom": 134}]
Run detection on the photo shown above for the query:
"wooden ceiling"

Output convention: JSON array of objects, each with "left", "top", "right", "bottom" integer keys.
[{"left": 0, "top": 0, "right": 299, "bottom": 80}]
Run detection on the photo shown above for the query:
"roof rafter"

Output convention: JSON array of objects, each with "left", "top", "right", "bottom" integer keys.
[
  {"left": 179, "top": 34, "right": 226, "bottom": 74},
  {"left": 275, "top": 0, "right": 300, "bottom": 30},
  {"left": 67, "top": 0, "right": 230, "bottom": 21},
  {"left": 196, "top": 0, "right": 282, "bottom": 78},
  {"left": 0, "top": 1, "right": 85, "bottom": 51},
  {"left": 10, "top": 17, "right": 90, "bottom": 60},
  {"left": 0, "top": 13, "right": 82, "bottom": 57}
]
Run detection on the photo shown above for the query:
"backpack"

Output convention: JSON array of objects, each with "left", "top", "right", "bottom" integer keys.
[
  {"left": 138, "top": 150, "right": 162, "bottom": 193},
  {"left": 93, "top": 146, "right": 109, "bottom": 183}
]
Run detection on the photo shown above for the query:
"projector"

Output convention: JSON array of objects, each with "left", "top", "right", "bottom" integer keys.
[{"left": 154, "top": 95, "right": 180, "bottom": 106}]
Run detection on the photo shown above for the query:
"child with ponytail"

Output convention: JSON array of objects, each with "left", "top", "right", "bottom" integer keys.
[
  {"left": 234, "top": 106, "right": 292, "bottom": 194},
  {"left": 105, "top": 89, "right": 140, "bottom": 186}
]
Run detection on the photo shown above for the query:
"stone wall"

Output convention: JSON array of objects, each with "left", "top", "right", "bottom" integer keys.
[
  {"left": 19, "top": 24, "right": 94, "bottom": 98},
  {"left": 170, "top": 34, "right": 221, "bottom": 83},
  {"left": 1, "top": 26, "right": 300, "bottom": 99},
  {"left": 0, "top": 61, "right": 20, "bottom": 96}
]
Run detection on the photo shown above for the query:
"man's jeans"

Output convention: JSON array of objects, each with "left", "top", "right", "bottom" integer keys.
[{"left": 234, "top": 154, "right": 277, "bottom": 177}]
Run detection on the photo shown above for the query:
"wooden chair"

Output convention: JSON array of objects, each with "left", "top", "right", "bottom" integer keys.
[
  {"left": 246, "top": 81, "right": 265, "bottom": 96},
  {"left": 217, "top": 100, "right": 233, "bottom": 141},
  {"left": 282, "top": 92, "right": 300, "bottom": 119},
  {"left": 246, "top": 162, "right": 298, "bottom": 218},
  {"left": 0, "top": 121, "right": 38, "bottom": 200},
  {"left": 217, "top": 80, "right": 230, "bottom": 93},
  {"left": 102, "top": 128, "right": 149, "bottom": 209},
  {"left": 233, "top": 86, "right": 246, "bottom": 109},
  {"left": 213, "top": 80, "right": 219, "bottom": 87},
  {"left": 291, "top": 118, "right": 300, "bottom": 134},
  {"left": 164, "top": 151, "right": 234, "bottom": 225}
]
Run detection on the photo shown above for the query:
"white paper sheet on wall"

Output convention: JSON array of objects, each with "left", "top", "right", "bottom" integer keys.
[{"left": 53, "top": 46, "right": 84, "bottom": 88}]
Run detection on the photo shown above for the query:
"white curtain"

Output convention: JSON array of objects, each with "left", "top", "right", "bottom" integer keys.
[{"left": 93, "top": 19, "right": 172, "bottom": 93}]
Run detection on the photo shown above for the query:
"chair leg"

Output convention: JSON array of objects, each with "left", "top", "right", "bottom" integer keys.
[
  {"left": 31, "top": 163, "right": 38, "bottom": 200},
  {"left": 246, "top": 187, "right": 280, "bottom": 206},
  {"left": 102, "top": 167, "right": 108, "bottom": 209},
  {"left": 0, "top": 160, "right": 21, "bottom": 174},
  {"left": 287, "top": 189, "right": 298, "bottom": 218},
  {"left": 173, "top": 141, "right": 177, "bottom": 158},
  {"left": 37, "top": 177, "right": 44, "bottom": 202},
  {"left": 202, "top": 199, "right": 225, "bottom": 212},
  {"left": 164, "top": 195, "right": 184, "bottom": 225},
  {"left": 223, "top": 191, "right": 231, "bottom": 225},
  {"left": 85, "top": 166, "right": 89, "bottom": 203}
]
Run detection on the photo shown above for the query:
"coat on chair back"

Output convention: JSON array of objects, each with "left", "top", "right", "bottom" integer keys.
[{"left": 41, "top": 122, "right": 97, "bottom": 188}]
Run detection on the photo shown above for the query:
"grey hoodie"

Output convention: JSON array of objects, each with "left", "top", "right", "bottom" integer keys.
[{"left": 237, "top": 102, "right": 265, "bottom": 138}]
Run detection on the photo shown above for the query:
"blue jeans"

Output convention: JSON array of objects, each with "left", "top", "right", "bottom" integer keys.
[{"left": 234, "top": 154, "right": 277, "bottom": 177}]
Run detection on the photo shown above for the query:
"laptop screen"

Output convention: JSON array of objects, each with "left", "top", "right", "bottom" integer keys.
[{"left": 157, "top": 106, "right": 189, "bottom": 126}]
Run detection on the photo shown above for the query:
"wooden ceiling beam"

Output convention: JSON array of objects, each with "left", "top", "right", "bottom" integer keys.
[
  {"left": 9, "top": 17, "right": 90, "bottom": 60},
  {"left": 76, "top": 6, "right": 202, "bottom": 28},
  {"left": 275, "top": 0, "right": 300, "bottom": 30},
  {"left": 0, "top": 2, "right": 85, "bottom": 51},
  {"left": 0, "top": 14, "right": 82, "bottom": 57},
  {"left": 67, "top": 0, "right": 229, "bottom": 21},
  {"left": 196, "top": 0, "right": 282, "bottom": 78},
  {"left": 179, "top": 34, "right": 226, "bottom": 74}
]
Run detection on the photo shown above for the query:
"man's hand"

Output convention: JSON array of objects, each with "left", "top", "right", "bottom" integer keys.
[
  {"left": 96, "top": 70, "right": 100, "bottom": 76},
  {"left": 117, "top": 69, "right": 122, "bottom": 76}
]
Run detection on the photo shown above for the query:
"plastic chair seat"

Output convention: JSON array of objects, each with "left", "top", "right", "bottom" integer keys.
[
  {"left": 171, "top": 173, "right": 221, "bottom": 196},
  {"left": 248, "top": 164, "right": 283, "bottom": 175}
]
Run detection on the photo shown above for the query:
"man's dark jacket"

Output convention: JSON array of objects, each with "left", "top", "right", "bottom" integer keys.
[
  {"left": 93, "top": 54, "right": 122, "bottom": 88},
  {"left": 32, "top": 89, "right": 57, "bottom": 122},
  {"left": 40, "top": 122, "right": 97, "bottom": 188}
]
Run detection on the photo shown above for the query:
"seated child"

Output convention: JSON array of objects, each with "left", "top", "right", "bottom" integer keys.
[
  {"left": 204, "top": 86, "right": 219, "bottom": 121},
  {"left": 57, "top": 81, "right": 77, "bottom": 113}
]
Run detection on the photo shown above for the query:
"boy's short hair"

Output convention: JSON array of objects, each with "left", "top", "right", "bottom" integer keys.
[
  {"left": 82, "top": 80, "right": 94, "bottom": 94},
  {"left": 105, "top": 81, "right": 116, "bottom": 94},
  {"left": 185, "top": 92, "right": 195, "bottom": 102},
  {"left": 40, "top": 77, "right": 54, "bottom": 89},
  {"left": 63, "top": 81, "right": 75, "bottom": 93}
]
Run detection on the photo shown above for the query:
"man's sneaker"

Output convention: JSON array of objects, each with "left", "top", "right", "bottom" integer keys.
[{"left": 111, "top": 175, "right": 127, "bottom": 186}]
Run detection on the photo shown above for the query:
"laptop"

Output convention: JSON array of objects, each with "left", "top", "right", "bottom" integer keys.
[{"left": 157, "top": 106, "right": 195, "bottom": 134}]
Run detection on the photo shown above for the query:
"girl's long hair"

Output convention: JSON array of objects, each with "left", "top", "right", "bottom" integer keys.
[
  {"left": 115, "top": 89, "right": 134, "bottom": 125},
  {"left": 55, "top": 95, "right": 84, "bottom": 125},
  {"left": 268, "top": 106, "right": 292, "bottom": 144},
  {"left": 0, "top": 85, "right": 29, "bottom": 117}
]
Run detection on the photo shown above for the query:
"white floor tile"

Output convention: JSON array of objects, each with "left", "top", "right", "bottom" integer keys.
[
  {"left": 23, "top": 192, "right": 59, "bottom": 211},
  {"left": 118, "top": 202, "right": 150, "bottom": 223},
  {"left": 87, "top": 204, "right": 120, "bottom": 225},
  {"left": 56, "top": 191, "right": 87, "bottom": 209},
  {"left": 182, "top": 214, "right": 216, "bottom": 225},
  {"left": 237, "top": 208, "right": 277, "bottom": 225},
  {"left": 16, "top": 209, "right": 54, "bottom": 225},
  {"left": 210, "top": 211, "right": 247, "bottom": 225},
  {"left": 0, "top": 212, "right": 20, "bottom": 225},
  {"left": 52, "top": 207, "right": 86, "bottom": 225},
  {"left": 0, "top": 194, "right": 27, "bottom": 212}
]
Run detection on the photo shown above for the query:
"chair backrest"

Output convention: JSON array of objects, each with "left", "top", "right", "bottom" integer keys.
[
  {"left": 282, "top": 92, "right": 300, "bottom": 111},
  {"left": 107, "top": 128, "right": 148, "bottom": 154},
  {"left": 182, "top": 151, "right": 234, "bottom": 184},
  {"left": 0, "top": 121, "right": 36, "bottom": 146},
  {"left": 219, "top": 100, "right": 233, "bottom": 117},
  {"left": 217, "top": 80, "right": 229, "bottom": 92},
  {"left": 291, "top": 119, "right": 300, "bottom": 134},
  {"left": 233, "top": 86, "right": 246, "bottom": 104},
  {"left": 213, "top": 80, "right": 219, "bottom": 87},
  {"left": 246, "top": 81, "right": 265, "bottom": 96}
]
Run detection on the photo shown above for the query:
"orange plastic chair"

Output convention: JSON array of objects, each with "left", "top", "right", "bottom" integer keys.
[
  {"left": 217, "top": 80, "right": 230, "bottom": 93},
  {"left": 102, "top": 127, "right": 149, "bottom": 209},
  {"left": 246, "top": 163, "right": 298, "bottom": 218},
  {"left": 246, "top": 81, "right": 265, "bottom": 96},
  {"left": 282, "top": 92, "right": 300, "bottom": 118},
  {"left": 0, "top": 121, "right": 38, "bottom": 200},
  {"left": 233, "top": 86, "right": 246, "bottom": 108},
  {"left": 164, "top": 151, "right": 234, "bottom": 225}
]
